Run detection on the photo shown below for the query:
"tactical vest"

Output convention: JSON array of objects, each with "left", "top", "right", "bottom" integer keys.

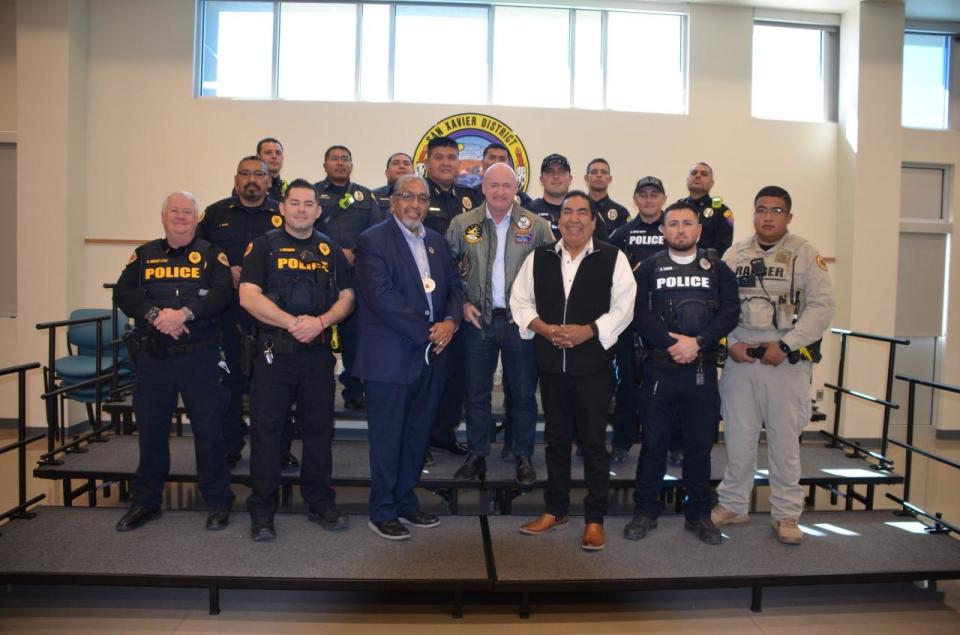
[
  {"left": 137, "top": 239, "right": 218, "bottom": 339},
  {"left": 263, "top": 229, "right": 336, "bottom": 317},
  {"left": 731, "top": 237, "right": 803, "bottom": 331},
  {"left": 646, "top": 250, "right": 719, "bottom": 337}
]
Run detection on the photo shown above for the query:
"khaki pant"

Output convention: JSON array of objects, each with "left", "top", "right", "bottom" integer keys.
[{"left": 716, "top": 357, "right": 811, "bottom": 520}]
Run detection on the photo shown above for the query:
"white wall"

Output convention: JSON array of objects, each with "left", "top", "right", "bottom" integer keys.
[{"left": 6, "top": 0, "right": 958, "bottom": 438}]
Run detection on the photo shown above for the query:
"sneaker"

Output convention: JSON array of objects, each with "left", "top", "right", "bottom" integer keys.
[
  {"left": 368, "top": 519, "right": 411, "bottom": 541},
  {"left": 711, "top": 504, "right": 750, "bottom": 527},
  {"left": 772, "top": 517, "right": 803, "bottom": 545},
  {"left": 623, "top": 515, "right": 657, "bottom": 541},
  {"left": 399, "top": 511, "right": 441, "bottom": 528},
  {"left": 308, "top": 507, "right": 350, "bottom": 531},
  {"left": 684, "top": 516, "right": 723, "bottom": 545}
]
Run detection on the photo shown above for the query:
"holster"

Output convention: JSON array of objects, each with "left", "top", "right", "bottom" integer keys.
[
  {"left": 632, "top": 334, "right": 646, "bottom": 382},
  {"left": 238, "top": 326, "right": 257, "bottom": 377}
]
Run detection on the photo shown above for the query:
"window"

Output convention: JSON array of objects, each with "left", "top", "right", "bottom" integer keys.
[
  {"left": 197, "top": 1, "right": 688, "bottom": 114},
  {"left": 902, "top": 33, "right": 950, "bottom": 129},
  {"left": 751, "top": 22, "right": 837, "bottom": 122}
]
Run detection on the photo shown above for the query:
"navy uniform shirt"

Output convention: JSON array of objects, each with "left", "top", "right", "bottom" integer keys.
[
  {"left": 197, "top": 196, "right": 283, "bottom": 267},
  {"left": 590, "top": 195, "right": 630, "bottom": 234},
  {"left": 526, "top": 197, "right": 609, "bottom": 242},
  {"left": 371, "top": 183, "right": 393, "bottom": 212},
  {"left": 423, "top": 176, "right": 482, "bottom": 237},
  {"left": 609, "top": 213, "right": 665, "bottom": 269},
  {"left": 678, "top": 193, "right": 734, "bottom": 256},
  {"left": 314, "top": 178, "right": 384, "bottom": 250}
]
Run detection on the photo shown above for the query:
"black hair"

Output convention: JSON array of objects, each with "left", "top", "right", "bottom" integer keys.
[
  {"left": 662, "top": 201, "right": 700, "bottom": 224},
  {"left": 754, "top": 185, "right": 792, "bottom": 212},
  {"left": 586, "top": 157, "right": 610, "bottom": 174},
  {"left": 324, "top": 145, "right": 352, "bottom": 161},
  {"left": 256, "top": 137, "right": 282, "bottom": 154},
  {"left": 237, "top": 155, "right": 267, "bottom": 172},
  {"left": 385, "top": 152, "right": 412, "bottom": 168},
  {"left": 561, "top": 189, "right": 595, "bottom": 219},
  {"left": 283, "top": 178, "right": 318, "bottom": 203},
  {"left": 427, "top": 136, "right": 459, "bottom": 154},
  {"left": 483, "top": 142, "right": 509, "bottom": 158}
]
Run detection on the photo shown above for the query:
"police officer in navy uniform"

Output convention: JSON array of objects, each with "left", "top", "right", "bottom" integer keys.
[
  {"left": 528, "top": 154, "right": 608, "bottom": 242},
  {"left": 257, "top": 137, "right": 287, "bottom": 202},
  {"left": 471, "top": 142, "right": 533, "bottom": 208},
  {"left": 624, "top": 201, "right": 739, "bottom": 545},
  {"left": 198, "top": 156, "right": 284, "bottom": 468},
  {"left": 372, "top": 152, "right": 414, "bottom": 211},
  {"left": 607, "top": 176, "right": 667, "bottom": 463},
  {"left": 585, "top": 158, "right": 630, "bottom": 234},
  {"left": 114, "top": 191, "right": 235, "bottom": 532},
  {"left": 239, "top": 178, "right": 355, "bottom": 542},
  {"left": 421, "top": 136, "right": 482, "bottom": 460},
  {"left": 678, "top": 162, "right": 734, "bottom": 256},
  {"left": 314, "top": 145, "right": 383, "bottom": 411}
]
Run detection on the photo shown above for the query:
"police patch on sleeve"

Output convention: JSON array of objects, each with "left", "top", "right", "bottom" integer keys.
[
  {"left": 271, "top": 214, "right": 283, "bottom": 228},
  {"left": 464, "top": 224, "right": 483, "bottom": 244},
  {"left": 188, "top": 251, "right": 202, "bottom": 264},
  {"left": 462, "top": 196, "right": 473, "bottom": 211},
  {"left": 243, "top": 242, "right": 253, "bottom": 258},
  {"left": 127, "top": 251, "right": 138, "bottom": 265},
  {"left": 816, "top": 255, "right": 828, "bottom": 271},
  {"left": 197, "top": 210, "right": 205, "bottom": 223},
  {"left": 723, "top": 209, "right": 734, "bottom": 227},
  {"left": 217, "top": 252, "right": 230, "bottom": 267},
  {"left": 319, "top": 242, "right": 331, "bottom": 256}
]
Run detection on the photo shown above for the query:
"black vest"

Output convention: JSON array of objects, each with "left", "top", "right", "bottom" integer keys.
[
  {"left": 646, "top": 250, "right": 719, "bottom": 345},
  {"left": 137, "top": 238, "right": 217, "bottom": 340},
  {"left": 263, "top": 229, "right": 337, "bottom": 318},
  {"left": 532, "top": 242, "right": 618, "bottom": 375}
]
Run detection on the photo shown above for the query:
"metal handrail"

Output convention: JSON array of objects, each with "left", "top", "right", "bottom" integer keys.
[
  {"left": 826, "top": 328, "right": 909, "bottom": 456},
  {"left": 887, "top": 373, "right": 960, "bottom": 534},
  {"left": 0, "top": 362, "right": 46, "bottom": 530}
]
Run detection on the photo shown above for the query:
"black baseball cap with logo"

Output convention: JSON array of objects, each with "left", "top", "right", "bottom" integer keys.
[
  {"left": 541, "top": 153, "right": 571, "bottom": 174},
  {"left": 634, "top": 176, "right": 665, "bottom": 194}
]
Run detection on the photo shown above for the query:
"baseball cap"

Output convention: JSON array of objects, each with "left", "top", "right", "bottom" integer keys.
[
  {"left": 634, "top": 176, "right": 665, "bottom": 194},
  {"left": 541, "top": 153, "right": 571, "bottom": 174}
]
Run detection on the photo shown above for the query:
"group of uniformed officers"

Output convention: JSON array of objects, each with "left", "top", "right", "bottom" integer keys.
[{"left": 113, "top": 134, "right": 834, "bottom": 551}]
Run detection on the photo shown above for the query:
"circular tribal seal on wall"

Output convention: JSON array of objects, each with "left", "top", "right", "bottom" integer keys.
[{"left": 414, "top": 113, "right": 530, "bottom": 192}]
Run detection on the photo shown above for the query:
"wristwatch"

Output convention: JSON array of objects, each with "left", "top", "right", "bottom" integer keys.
[
  {"left": 590, "top": 322, "right": 599, "bottom": 339},
  {"left": 182, "top": 307, "right": 195, "bottom": 322},
  {"left": 144, "top": 307, "right": 161, "bottom": 322},
  {"left": 778, "top": 340, "right": 791, "bottom": 354}
]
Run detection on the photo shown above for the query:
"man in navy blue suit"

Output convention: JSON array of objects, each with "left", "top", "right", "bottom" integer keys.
[{"left": 353, "top": 174, "right": 464, "bottom": 540}]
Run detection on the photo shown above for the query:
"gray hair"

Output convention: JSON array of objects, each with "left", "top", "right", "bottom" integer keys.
[
  {"left": 161, "top": 191, "right": 199, "bottom": 214},
  {"left": 391, "top": 174, "right": 429, "bottom": 196}
]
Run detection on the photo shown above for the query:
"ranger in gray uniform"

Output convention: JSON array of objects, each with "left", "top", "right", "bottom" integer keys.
[{"left": 711, "top": 185, "right": 834, "bottom": 545}]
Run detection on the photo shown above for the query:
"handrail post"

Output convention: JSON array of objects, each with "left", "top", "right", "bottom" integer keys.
[
  {"left": 45, "top": 327, "right": 58, "bottom": 455},
  {"left": 880, "top": 342, "right": 898, "bottom": 457},
  {"left": 94, "top": 319, "right": 103, "bottom": 439},
  {"left": 829, "top": 332, "right": 848, "bottom": 446},
  {"left": 17, "top": 368, "right": 27, "bottom": 509},
  {"left": 903, "top": 379, "right": 916, "bottom": 505}
]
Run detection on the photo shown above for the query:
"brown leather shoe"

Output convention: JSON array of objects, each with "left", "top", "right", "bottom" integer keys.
[
  {"left": 582, "top": 522, "right": 605, "bottom": 551},
  {"left": 519, "top": 513, "right": 569, "bottom": 535}
]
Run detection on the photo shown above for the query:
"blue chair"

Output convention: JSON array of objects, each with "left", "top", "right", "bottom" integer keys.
[{"left": 54, "top": 308, "right": 132, "bottom": 428}]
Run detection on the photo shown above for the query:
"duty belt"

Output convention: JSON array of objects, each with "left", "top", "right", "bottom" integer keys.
[
  {"left": 139, "top": 335, "right": 218, "bottom": 359},
  {"left": 645, "top": 348, "right": 716, "bottom": 370},
  {"left": 257, "top": 329, "right": 324, "bottom": 354}
]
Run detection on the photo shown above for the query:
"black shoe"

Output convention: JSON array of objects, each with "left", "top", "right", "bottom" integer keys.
[
  {"left": 280, "top": 452, "right": 299, "bottom": 470},
  {"left": 250, "top": 517, "right": 276, "bottom": 542},
  {"left": 423, "top": 450, "right": 436, "bottom": 467},
  {"left": 343, "top": 397, "right": 366, "bottom": 411},
  {"left": 623, "top": 515, "right": 657, "bottom": 541},
  {"left": 610, "top": 447, "right": 629, "bottom": 464},
  {"left": 225, "top": 449, "right": 242, "bottom": 468},
  {"left": 206, "top": 509, "right": 230, "bottom": 531},
  {"left": 668, "top": 450, "right": 684, "bottom": 467},
  {"left": 515, "top": 456, "right": 536, "bottom": 486},
  {"left": 454, "top": 455, "right": 486, "bottom": 481},
  {"left": 116, "top": 506, "right": 161, "bottom": 532},
  {"left": 368, "top": 519, "right": 411, "bottom": 540},
  {"left": 308, "top": 507, "right": 350, "bottom": 531},
  {"left": 500, "top": 444, "right": 513, "bottom": 461},
  {"left": 431, "top": 441, "right": 469, "bottom": 456},
  {"left": 399, "top": 511, "right": 441, "bottom": 528},
  {"left": 575, "top": 444, "right": 583, "bottom": 457},
  {"left": 684, "top": 516, "right": 723, "bottom": 545}
]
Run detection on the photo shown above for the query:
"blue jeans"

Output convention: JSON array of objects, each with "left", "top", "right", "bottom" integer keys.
[{"left": 463, "top": 314, "right": 538, "bottom": 457}]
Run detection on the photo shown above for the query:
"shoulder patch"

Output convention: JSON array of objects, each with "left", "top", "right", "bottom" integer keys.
[
  {"left": 816, "top": 255, "right": 828, "bottom": 271},
  {"left": 197, "top": 209, "right": 205, "bottom": 223},
  {"left": 217, "top": 252, "right": 230, "bottom": 267},
  {"left": 127, "top": 251, "right": 138, "bottom": 265},
  {"left": 723, "top": 209, "right": 734, "bottom": 227},
  {"left": 243, "top": 242, "right": 254, "bottom": 258}
]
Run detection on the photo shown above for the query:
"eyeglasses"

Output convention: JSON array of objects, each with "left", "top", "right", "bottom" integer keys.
[
  {"left": 238, "top": 170, "right": 268, "bottom": 179},
  {"left": 396, "top": 192, "right": 430, "bottom": 204},
  {"left": 754, "top": 206, "right": 788, "bottom": 216},
  {"left": 327, "top": 156, "right": 352, "bottom": 164}
]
